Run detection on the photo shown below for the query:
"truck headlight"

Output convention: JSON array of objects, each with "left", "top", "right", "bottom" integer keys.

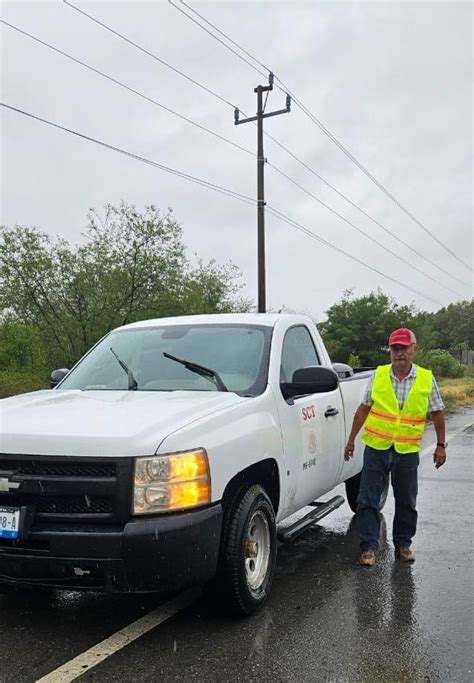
[{"left": 133, "top": 449, "right": 210, "bottom": 514}]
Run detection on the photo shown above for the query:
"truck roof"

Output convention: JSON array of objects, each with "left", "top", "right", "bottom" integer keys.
[{"left": 119, "top": 313, "right": 313, "bottom": 330}]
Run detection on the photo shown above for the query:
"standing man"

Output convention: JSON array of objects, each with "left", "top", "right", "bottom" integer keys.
[{"left": 344, "top": 328, "right": 447, "bottom": 566}]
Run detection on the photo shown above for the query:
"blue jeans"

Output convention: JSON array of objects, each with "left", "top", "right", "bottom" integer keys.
[{"left": 356, "top": 445, "right": 419, "bottom": 552}]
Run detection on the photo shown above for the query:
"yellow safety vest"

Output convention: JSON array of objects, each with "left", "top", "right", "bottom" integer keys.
[{"left": 362, "top": 364, "right": 433, "bottom": 453}]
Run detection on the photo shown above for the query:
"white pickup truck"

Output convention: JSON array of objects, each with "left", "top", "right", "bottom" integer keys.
[{"left": 0, "top": 314, "right": 385, "bottom": 615}]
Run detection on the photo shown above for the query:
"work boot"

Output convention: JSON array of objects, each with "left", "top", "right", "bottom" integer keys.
[
  {"left": 359, "top": 550, "right": 376, "bottom": 566},
  {"left": 395, "top": 547, "right": 415, "bottom": 562}
]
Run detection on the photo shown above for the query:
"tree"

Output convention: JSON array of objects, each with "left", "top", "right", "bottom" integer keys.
[
  {"left": 0, "top": 316, "right": 47, "bottom": 372},
  {"left": 176, "top": 259, "right": 252, "bottom": 316},
  {"left": 0, "top": 203, "right": 249, "bottom": 370},
  {"left": 430, "top": 300, "right": 474, "bottom": 350},
  {"left": 318, "top": 289, "right": 417, "bottom": 365}
]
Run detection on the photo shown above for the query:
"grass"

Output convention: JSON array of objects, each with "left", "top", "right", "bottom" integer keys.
[{"left": 438, "top": 377, "right": 474, "bottom": 411}]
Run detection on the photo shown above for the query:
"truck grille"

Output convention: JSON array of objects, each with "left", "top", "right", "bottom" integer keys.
[
  {"left": 0, "top": 459, "right": 116, "bottom": 478},
  {"left": 0, "top": 455, "right": 132, "bottom": 524},
  {"left": 12, "top": 495, "right": 113, "bottom": 515}
]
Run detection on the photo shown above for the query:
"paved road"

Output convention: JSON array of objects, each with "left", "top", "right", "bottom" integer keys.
[{"left": 1, "top": 408, "right": 472, "bottom": 683}]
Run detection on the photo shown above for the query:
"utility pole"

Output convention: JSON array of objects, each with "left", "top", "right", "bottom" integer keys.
[{"left": 235, "top": 73, "right": 290, "bottom": 313}]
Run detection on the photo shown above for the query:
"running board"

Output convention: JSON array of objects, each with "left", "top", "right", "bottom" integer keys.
[{"left": 277, "top": 495, "right": 345, "bottom": 543}]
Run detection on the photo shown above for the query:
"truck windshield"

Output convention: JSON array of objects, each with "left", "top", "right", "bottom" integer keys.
[{"left": 57, "top": 324, "right": 272, "bottom": 396}]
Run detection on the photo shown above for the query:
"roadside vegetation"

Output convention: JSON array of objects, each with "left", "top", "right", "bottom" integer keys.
[
  {"left": 438, "top": 377, "right": 474, "bottom": 411},
  {"left": 1, "top": 205, "right": 473, "bottom": 404},
  {"left": 0, "top": 370, "right": 46, "bottom": 399},
  {"left": 318, "top": 290, "right": 473, "bottom": 411},
  {"left": 0, "top": 203, "right": 250, "bottom": 397}
]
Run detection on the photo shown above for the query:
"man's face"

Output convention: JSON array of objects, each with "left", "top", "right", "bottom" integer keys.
[{"left": 390, "top": 343, "right": 416, "bottom": 367}]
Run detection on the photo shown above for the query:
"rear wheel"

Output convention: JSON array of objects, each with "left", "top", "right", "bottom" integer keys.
[
  {"left": 345, "top": 472, "right": 389, "bottom": 513},
  {"left": 213, "top": 484, "right": 277, "bottom": 616}
]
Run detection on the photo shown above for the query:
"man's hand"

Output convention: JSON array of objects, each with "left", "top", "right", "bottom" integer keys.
[
  {"left": 433, "top": 446, "right": 447, "bottom": 469},
  {"left": 344, "top": 440, "right": 355, "bottom": 461},
  {"left": 344, "top": 404, "right": 370, "bottom": 462},
  {"left": 431, "top": 411, "right": 446, "bottom": 469}
]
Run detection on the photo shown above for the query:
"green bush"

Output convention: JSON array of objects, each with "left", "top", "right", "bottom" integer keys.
[
  {"left": 348, "top": 353, "right": 361, "bottom": 368},
  {"left": 0, "top": 370, "right": 47, "bottom": 399},
  {"left": 416, "top": 349, "right": 465, "bottom": 378}
]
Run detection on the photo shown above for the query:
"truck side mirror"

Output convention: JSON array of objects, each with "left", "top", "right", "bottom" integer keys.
[
  {"left": 50, "top": 368, "right": 70, "bottom": 389},
  {"left": 280, "top": 365, "right": 339, "bottom": 400},
  {"left": 332, "top": 362, "right": 354, "bottom": 379}
]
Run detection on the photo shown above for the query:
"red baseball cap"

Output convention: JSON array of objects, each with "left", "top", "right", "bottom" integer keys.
[{"left": 389, "top": 328, "right": 417, "bottom": 346}]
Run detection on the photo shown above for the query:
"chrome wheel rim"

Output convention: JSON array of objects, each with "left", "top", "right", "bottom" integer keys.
[{"left": 244, "top": 509, "right": 271, "bottom": 592}]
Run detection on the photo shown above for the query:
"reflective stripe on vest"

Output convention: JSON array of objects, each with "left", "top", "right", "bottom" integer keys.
[{"left": 362, "top": 364, "right": 432, "bottom": 453}]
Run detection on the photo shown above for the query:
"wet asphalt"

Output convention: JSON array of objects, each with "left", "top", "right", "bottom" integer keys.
[{"left": 1, "top": 407, "right": 472, "bottom": 683}]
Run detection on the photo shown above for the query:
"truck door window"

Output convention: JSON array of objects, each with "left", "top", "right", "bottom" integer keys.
[{"left": 280, "top": 326, "right": 321, "bottom": 383}]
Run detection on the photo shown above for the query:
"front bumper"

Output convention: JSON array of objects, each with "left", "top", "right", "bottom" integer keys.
[{"left": 0, "top": 503, "right": 222, "bottom": 593}]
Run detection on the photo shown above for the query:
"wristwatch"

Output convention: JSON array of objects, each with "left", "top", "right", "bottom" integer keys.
[{"left": 436, "top": 442, "right": 448, "bottom": 448}]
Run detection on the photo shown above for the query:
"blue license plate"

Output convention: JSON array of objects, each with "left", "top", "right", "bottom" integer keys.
[{"left": 0, "top": 507, "right": 21, "bottom": 539}]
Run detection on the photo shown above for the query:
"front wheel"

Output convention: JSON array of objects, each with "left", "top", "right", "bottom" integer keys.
[
  {"left": 213, "top": 484, "right": 277, "bottom": 616},
  {"left": 345, "top": 472, "right": 389, "bottom": 513}
]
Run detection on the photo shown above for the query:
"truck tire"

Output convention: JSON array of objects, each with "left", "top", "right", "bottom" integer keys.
[
  {"left": 345, "top": 472, "right": 389, "bottom": 513},
  {"left": 214, "top": 484, "right": 277, "bottom": 617}
]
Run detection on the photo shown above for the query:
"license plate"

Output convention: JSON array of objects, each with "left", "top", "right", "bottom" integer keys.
[{"left": 0, "top": 507, "right": 21, "bottom": 539}]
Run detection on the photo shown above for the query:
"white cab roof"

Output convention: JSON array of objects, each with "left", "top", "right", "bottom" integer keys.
[{"left": 119, "top": 313, "right": 314, "bottom": 330}]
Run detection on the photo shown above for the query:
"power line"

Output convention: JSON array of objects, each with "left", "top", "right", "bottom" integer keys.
[
  {"left": 275, "top": 84, "right": 473, "bottom": 273},
  {"left": 63, "top": 0, "right": 469, "bottom": 289},
  {"left": 178, "top": 0, "right": 271, "bottom": 74},
  {"left": 1, "top": 20, "right": 254, "bottom": 159},
  {"left": 1, "top": 102, "right": 448, "bottom": 307},
  {"left": 62, "top": 0, "right": 238, "bottom": 110},
  {"left": 4, "top": 10, "right": 454, "bottom": 297},
  {"left": 264, "top": 133, "right": 470, "bottom": 289},
  {"left": 265, "top": 206, "right": 445, "bottom": 307},
  {"left": 15, "top": 16, "right": 462, "bottom": 296},
  {"left": 172, "top": 0, "right": 472, "bottom": 273},
  {"left": 5, "top": 24, "right": 462, "bottom": 298},
  {"left": 167, "top": 0, "right": 268, "bottom": 81},
  {"left": 267, "top": 162, "right": 465, "bottom": 299},
  {"left": 0, "top": 104, "right": 257, "bottom": 206}
]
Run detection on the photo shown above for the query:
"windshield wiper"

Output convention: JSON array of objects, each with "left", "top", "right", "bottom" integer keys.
[
  {"left": 163, "top": 352, "right": 228, "bottom": 392},
  {"left": 110, "top": 347, "right": 138, "bottom": 390}
]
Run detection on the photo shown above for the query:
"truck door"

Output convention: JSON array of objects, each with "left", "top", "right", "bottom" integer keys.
[{"left": 276, "top": 325, "right": 344, "bottom": 515}]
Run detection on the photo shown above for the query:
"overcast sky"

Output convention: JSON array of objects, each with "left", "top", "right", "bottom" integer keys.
[{"left": 1, "top": 0, "right": 472, "bottom": 321}]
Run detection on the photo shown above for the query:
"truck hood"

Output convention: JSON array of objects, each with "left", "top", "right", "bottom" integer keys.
[{"left": 0, "top": 390, "right": 246, "bottom": 457}]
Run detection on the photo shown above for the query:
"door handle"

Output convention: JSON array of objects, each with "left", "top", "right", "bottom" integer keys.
[{"left": 324, "top": 407, "right": 339, "bottom": 418}]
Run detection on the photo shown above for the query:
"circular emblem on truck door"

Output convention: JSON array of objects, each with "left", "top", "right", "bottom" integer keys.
[{"left": 308, "top": 431, "right": 317, "bottom": 455}]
